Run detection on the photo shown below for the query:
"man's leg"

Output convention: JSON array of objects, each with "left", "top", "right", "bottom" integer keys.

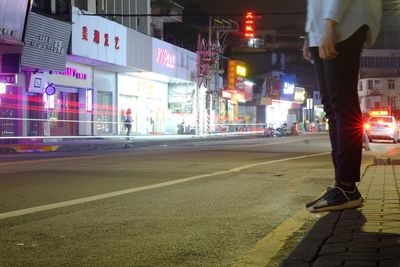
[
  {"left": 324, "top": 26, "right": 368, "bottom": 186},
  {"left": 309, "top": 47, "right": 338, "bottom": 172},
  {"left": 307, "top": 26, "right": 368, "bottom": 212}
]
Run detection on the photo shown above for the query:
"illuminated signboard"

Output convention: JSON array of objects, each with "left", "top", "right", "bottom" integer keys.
[
  {"left": 0, "top": 74, "right": 17, "bottom": 84},
  {"left": 294, "top": 87, "right": 306, "bottom": 103},
  {"left": 236, "top": 65, "right": 247, "bottom": 76},
  {"left": 222, "top": 90, "right": 232, "bottom": 98},
  {"left": 244, "top": 12, "right": 255, "bottom": 38},
  {"left": 283, "top": 81, "right": 295, "bottom": 95},
  {"left": 52, "top": 67, "right": 87, "bottom": 80},
  {"left": 228, "top": 60, "right": 246, "bottom": 90},
  {"left": 154, "top": 48, "right": 176, "bottom": 69},
  {"left": 369, "top": 110, "right": 389, "bottom": 116},
  {"left": 71, "top": 7, "right": 126, "bottom": 66}
]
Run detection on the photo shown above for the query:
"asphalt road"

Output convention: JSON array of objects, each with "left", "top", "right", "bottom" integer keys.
[{"left": 0, "top": 134, "right": 392, "bottom": 266}]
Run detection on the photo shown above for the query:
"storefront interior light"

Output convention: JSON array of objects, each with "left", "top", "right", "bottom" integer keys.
[
  {"left": 86, "top": 89, "right": 93, "bottom": 112},
  {"left": 0, "top": 83, "right": 6, "bottom": 94},
  {"left": 49, "top": 94, "right": 55, "bottom": 109},
  {"left": 244, "top": 80, "right": 254, "bottom": 86},
  {"left": 44, "top": 93, "right": 55, "bottom": 109}
]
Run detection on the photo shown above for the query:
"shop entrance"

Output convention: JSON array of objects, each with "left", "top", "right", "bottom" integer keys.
[
  {"left": 0, "top": 86, "right": 21, "bottom": 143},
  {"left": 50, "top": 92, "right": 78, "bottom": 136},
  {"left": 28, "top": 93, "right": 44, "bottom": 136}
]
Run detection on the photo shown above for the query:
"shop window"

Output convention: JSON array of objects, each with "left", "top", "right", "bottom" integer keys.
[
  {"left": 374, "top": 80, "right": 380, "bottom": 90},
  {"left": 367, "top": 80, "right": 373, "bottom": 90},
  {"left": 74, "top": 0, "right": 88, "bottom": 10},
  {"left": 388, "top": 79, "right": 395, "bottom": 90},
  {"left": 32, "top": 0, "right": 71, "bottom": 21},
  {"left": 114, "top": 0, "right": 123, "bottom": 24},
  {"left": 122, "top": 0, "right": 131, "bottom": 28},
  {"left": 96, "top": 91, "right": 113, "bottom": 134}
]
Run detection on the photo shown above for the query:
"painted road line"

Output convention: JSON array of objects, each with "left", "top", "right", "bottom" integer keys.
[{"left": 0, "top": 152, "right": 330, "bottom": 221}]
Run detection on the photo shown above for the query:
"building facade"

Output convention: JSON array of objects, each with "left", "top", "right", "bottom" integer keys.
[{"left": 0, "top": 0, "right": 206, "bottom": 141}]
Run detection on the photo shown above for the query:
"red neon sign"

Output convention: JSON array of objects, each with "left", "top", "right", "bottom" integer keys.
[
  {"left": 53, "top": 67, "right": 87, "bottom": 80},
  {"left": 155, "top": 48, "right": 176, "bottom": 69},
  {"left": 244, "top": 12, "right": 255, "bottom": 38}
]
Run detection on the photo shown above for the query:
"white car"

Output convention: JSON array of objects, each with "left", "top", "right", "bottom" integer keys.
[{"left": 365, "top": 115, "right": 400, "bottom": 143}]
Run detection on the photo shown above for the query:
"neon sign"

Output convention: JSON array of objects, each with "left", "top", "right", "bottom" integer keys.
[
  {"left": 244, "top": 12, "right": 255, "bottom": 38},
  {"left": 53, "top": 67, "right": 87, "bottom": 80},
  {"left": 283, "top": 82, "right": 295, "bottom": 95},
  {"left": 236, "top": 65, "right": 247, "bottom": 76},
  {"left": 155, "top": 48, "right": 176, "bottom": 69},
  {"left": 0, "top": 74, "right": 17, "bottom": 84}
]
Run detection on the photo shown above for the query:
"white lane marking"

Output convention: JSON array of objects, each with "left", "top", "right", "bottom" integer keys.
[{"left": 0, "top": 152, "right": 329, "bottom": 220}]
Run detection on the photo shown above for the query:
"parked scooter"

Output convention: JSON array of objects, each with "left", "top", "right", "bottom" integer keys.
[
  {"left": 177, "top": 122, "right": 196, "bottom": 135},
  {"left": 274, "top": 123, "right": 288, "bottom": 137}
]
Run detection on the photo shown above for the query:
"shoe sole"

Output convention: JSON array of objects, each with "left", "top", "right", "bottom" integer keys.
[{"left": 308, "top": 198, "right": 363, "bottom": 213}]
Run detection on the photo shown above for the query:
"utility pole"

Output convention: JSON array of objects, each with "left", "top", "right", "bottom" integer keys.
[{"left": 195, "top": 17, "right": 238, "bottom": 135}]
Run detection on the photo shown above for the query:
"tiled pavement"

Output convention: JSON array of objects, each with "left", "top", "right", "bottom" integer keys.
[{"left": 281, "top": 164, "right": 400, "bottom": 267}]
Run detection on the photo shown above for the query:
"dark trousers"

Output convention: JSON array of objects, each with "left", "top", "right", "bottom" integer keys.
[
  {"left": 310, "top": 26, "right": 368, "bottom": 183},
  {"left": 126, "top": 126, "right": 131, "bottom": 137}
]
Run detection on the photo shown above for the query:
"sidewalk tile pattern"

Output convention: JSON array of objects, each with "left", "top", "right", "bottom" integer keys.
[{"left": 281, "top": 165, "right": 400, "bottom": 266}]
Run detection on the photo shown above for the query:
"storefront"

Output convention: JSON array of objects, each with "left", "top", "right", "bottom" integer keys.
[
  {"left": 0, "top": 78, "right": 21, "bottom": 141},
  {"left": 150, "top": 38, "right": 197, "bottom": 134},
  {"left": 118, "top": 74, "right": 168, "bottom": 135},
  {"left": 0, "top": 0, "right": 30, "bottom": 142},
  {"left": 3, "top": 8, "right": 72, "bottom": 139},
  {"left": 70, "top": 7, "right": 198, "bottom": 136},
  {"left": 71, "top": 6, "right": 125, "bottom": 136}
]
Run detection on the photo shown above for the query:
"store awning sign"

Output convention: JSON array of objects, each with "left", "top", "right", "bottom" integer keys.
[
  {"left": 71, "top": 7, "right": 127, "bottom": 66},
  {"left": 0, "top": 74, "right": 17, "bottom": 84},
  {"left": 21, "top": 12, "right": 71, "bottom": 72},
  {"left": 154, "top": 48, "right": 176, "bottom": 69},
  {"left": 228, "top": 60, "right": 246, "bottom": 90}
]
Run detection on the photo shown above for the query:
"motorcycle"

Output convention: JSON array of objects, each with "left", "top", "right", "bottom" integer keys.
[{"left": 177, "top": 123, "right": 196, "bottom": 135}]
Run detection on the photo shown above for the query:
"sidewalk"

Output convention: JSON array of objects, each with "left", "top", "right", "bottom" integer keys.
[{"left": 281, "top": 156, "right": 400, "bottom": 266}]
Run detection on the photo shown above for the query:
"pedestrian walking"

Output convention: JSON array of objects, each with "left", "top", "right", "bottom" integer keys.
[
  {"left": 124, "top": 108, "right": 133, "bottom": 140},
  {"left": 303, "top": 0, "right": 382, "bottom": 212}
]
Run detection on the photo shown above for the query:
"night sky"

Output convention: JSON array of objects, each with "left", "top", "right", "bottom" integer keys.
[{"left": 178, "top": 0, "right": 307, "bottom": 29}]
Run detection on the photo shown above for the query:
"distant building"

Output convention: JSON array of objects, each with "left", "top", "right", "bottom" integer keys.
[
  {"left": 358, "top": 49, "right": 400, "bottom": 116},
  {"left": 358, "top": 76, "right": 400, "bottom": 117},
  {"left": 72, "top": 0, "right": 183, "bottom": 39}
]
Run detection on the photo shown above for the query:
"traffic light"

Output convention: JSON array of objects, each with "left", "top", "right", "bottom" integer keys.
[{"left": 244, "top": 12, "right": 255, "bottom": 38}]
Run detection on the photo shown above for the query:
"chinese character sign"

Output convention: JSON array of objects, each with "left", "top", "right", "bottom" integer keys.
[
  {"left": 227, "top": 60, "right": 247, "bottom": 90},
  {"left": 71, "top": 7, "right": 126, "bottom": 65},
  {"left": 244, "top": 12, "right": 255, "bottom": 38}
]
